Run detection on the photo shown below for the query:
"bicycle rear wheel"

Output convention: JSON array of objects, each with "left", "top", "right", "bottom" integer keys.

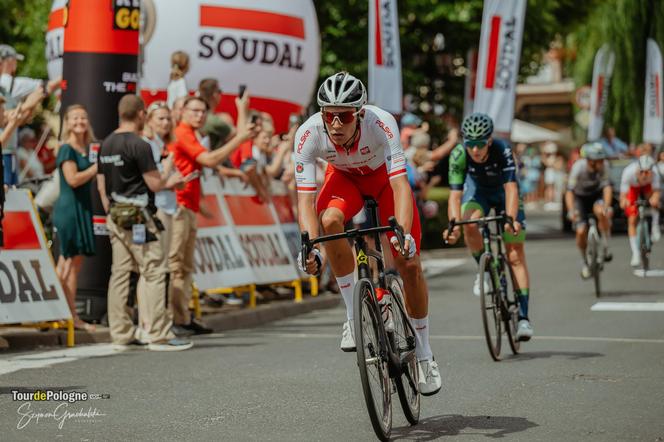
[
  {"left": 386, "top": 275, "right": 420, "bottom": 425},
  {"left": 502, "top": 265, "right": 521, "bottom": 355},
  {"left": 479, "top": 253, "right": 502, "bottom": 361},
  {"left": 354, "top": 279, "right": 392, "bottom": 441}
]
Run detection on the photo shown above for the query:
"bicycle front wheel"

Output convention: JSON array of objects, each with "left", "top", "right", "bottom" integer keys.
[
  {"left": 638, "top": 220, "right": 650, "bottom": 273},
  {"left": 587, "top": 232, "right": 601, "bottom": 297},
  {"left": 502, "top": 265, "right": 521, "bottom": 355},
  {"left": 479, "top": 253, "right": 502, "bottom": 361},
  {"left": 354, "top": 279, "right": 392, "bottom": 441},
  {"left": 386, "top": 274, "right": 420, "bottom": 426}
]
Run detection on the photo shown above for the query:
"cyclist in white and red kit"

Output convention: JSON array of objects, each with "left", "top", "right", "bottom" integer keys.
[
  {"left": 294, "top": 72, "right": 441, "bottom": 396},
  {"left": 620, "top": 155, "right": 661, "bottom": 266}
]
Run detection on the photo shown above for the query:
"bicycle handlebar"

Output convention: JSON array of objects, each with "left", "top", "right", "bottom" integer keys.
[
  {"left": 300, "top": 216, "right": 407, "bottom": 260},
  {"left": 445, "top": 213, "right": 515, "bottom": 245}
]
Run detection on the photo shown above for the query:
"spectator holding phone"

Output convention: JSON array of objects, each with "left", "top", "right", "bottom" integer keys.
[{"left": 168, "top": 93, "right": 256, "bottom": 335}]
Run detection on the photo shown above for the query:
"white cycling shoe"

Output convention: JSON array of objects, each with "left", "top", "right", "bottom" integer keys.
[
  {"left": 417, "top": 358, "right": 442, "bottom": 396},
  {"left": 516, "top": 319, "right": 534, "bottom": 342},
  {"left": 340, "top": 320, "right": 356, "bottom": 352},
  {"left": 630, "top": 254, "right": 641, "bottom": 268},
  {"left": 472, "top": 272, "right": 491, "bottom": 296}
]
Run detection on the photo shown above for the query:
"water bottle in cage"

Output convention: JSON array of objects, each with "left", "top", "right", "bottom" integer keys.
[{"left": 377, "top": 288, "right": 394, "bottom": 332}]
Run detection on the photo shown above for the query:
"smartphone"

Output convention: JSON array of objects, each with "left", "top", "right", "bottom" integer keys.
[
  {"left": 251, "top": 114, "right": 260, "bottom": 124},
  {"left": 184, "top": 171, "right": 200, "bottom": 183},
  {"left": 238, "top": 84, "right": 247, "bottom": 99}
]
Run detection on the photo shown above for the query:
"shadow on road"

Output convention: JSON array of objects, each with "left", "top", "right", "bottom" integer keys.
[
  {"left": 391, "top": 414, "right": 538, "bottom": 440},
  {"left": 503, "top": 350, "right": 604, "bottom": 362}
]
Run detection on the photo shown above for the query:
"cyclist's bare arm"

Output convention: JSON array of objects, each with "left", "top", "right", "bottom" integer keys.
[
  {"left": 297, "top": 192, "right": 319, "bottom": 239},
  {"left": 390, "top": 175, "right": 414, "bottom": 234},
  {"left": 602, "top": 185, "right": 612, "bottom": 210},
  {"left": 444, "top": 190, "right": 463, "bottom": 243},
  {"left": 504, "top": 181, "right": 519, "bottom": 221},
  {"left": 565, "top": 190, "right": 575, "bottom": 217}
]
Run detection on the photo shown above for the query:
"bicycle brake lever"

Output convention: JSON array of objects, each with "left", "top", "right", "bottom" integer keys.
[
  {"left": 445, "top": 218, "right": 457, "bottom": 245},
  {"left": 301, "top": 231, "right": 311, "bottom": 262},
  {"left": 388, "top": 216, "right": 407, "bottom": 257}
]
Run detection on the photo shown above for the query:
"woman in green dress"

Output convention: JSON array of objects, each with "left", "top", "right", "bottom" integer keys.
[{"left": 53, "top": 105, "right": 98, "bottom": 331}]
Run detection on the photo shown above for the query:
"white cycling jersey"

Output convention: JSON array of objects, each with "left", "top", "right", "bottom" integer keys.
[
  {"left": 293, "top": 105, "right": 407, "bottom": 193},
  {"left": 620, "top": 161, "right": 661, "bottom": 194}
]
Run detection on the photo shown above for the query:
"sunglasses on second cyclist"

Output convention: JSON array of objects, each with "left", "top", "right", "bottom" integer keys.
[
  {"left": 463, "top": 139, "right": 489, "bottom": 150},
  {"left": 322, "top": 110, "right": 358, "bottom": 125}
]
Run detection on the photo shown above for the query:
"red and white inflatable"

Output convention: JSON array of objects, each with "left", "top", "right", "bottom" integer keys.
[
  {"left": 140, "top": 0, "right": 320, "bottom": 133},
  {"left": 45, "top": 0, "right": 66, "bottom": 82}
]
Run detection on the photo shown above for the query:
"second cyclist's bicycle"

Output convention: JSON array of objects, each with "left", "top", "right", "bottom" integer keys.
[
  {"left": 301, "top": 200, "right": 419, "bottom": 441},
  {"left": 636, "top": 196, "right": 653, "bottom": 273},
  {"left": 447, "top": 214, "right": 522, "bottom": 361}
]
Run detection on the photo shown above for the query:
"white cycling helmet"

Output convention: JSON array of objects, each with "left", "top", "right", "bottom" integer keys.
[
  {"left": 317, "top": 72, "right": 367, "bottom": 108},
  {"left": 581, "top": 142, "right": 606, "bottom": 160},
  {"left": 637, "top": 154, "right": 655, "bottom": 171}
]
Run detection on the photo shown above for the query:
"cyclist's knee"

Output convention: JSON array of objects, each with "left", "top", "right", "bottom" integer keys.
[
  {"left": 320, "top": 209, "right": 345, "bottom": 233},
  {"left": 463, "top": 224, "right": 480, "bottom": 237},
  {"left": 506, "top": 245, "right": 525, "bottom": 267}
]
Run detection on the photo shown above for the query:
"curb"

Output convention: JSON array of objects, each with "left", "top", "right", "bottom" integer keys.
[{"left": 0, "top": 295, "right": 340, "bottom": 353}]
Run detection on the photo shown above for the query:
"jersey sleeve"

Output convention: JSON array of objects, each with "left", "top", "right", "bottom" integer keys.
[
  {"left": 499, "top": 142, "right": 517, "bottom": 184},
  {"left": 619, "top": 163, "right": 633, "bottom": 194},
  {"left": 567, "top": 160, "right": 582, "bottom": 191},
  {"left": 448, "top": 144, "right": 467, "bottom": 191},
  {"left": 371, "top": 109, "right": 407, "bottom": 179},
  {"left": 293, "top": 126, "right": 318, "bottom": 193}
]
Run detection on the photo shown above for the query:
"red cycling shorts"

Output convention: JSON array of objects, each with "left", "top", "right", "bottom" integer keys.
[
  {"left": 625, "top": 184, "right": 652, "bottom": 217},
  {"left": 316, "top": 164, "right": 422, "bottom": 257}
]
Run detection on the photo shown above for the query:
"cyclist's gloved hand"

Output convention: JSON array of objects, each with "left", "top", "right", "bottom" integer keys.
[
  {"left": 297, "top": 248, "right": 323, "bottom": 275},
  {"left": 505, "top": 220, "right": 522, "bottom": 236},
  {"left": 391, "top": 233, "right": 417, "bottom": 259},
  {"left": 443, "top": 227, "right": 460, "bottom": 245}
]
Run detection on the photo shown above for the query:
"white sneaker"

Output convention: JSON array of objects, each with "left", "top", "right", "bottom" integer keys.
[
  {"left": 148, "top": 338, "right": 194, "bottom": 352},
  {"left": 417, "top": 358, "right": 442, "bottom": 396},
  {"left": 473, "top": 272, "right": 491, "bottom": 296},
  {"left": 340, "top": 320, "right": 356, "bottom": 352},
  {"left": 630, "top": 253, "right": 641, "bottom": 267},
  {"left": 652, "top": 226, "right": 661, "bottom": 243},
  {"left": 580, "top": 264, "right": 591, "bottom": 279},
  {"left": 516, "top": 319, "right": 533, "bottom": 342}
]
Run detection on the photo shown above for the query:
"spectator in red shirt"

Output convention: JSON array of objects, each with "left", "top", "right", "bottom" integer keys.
[{"left": 167, "top": 94, "right": 254, "bottom": 335}]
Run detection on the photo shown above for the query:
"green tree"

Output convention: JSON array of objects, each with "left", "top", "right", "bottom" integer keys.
[
  {"left": 0, "top": 0, "right": 51, "bottom": 78},
  {"left": 569, "top": 0, "right": 664, "bottom": 143}
]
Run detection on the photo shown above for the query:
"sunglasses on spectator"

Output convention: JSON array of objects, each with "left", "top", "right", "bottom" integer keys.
[
  {"left": 147, "top": 101, "right": 169, "bottom": 115},
  {"left": 463, "top": 139, "right": 489, "bottom": 149},
  {"left": 322, "top": 110, "right": 358, "bottom": 125}
]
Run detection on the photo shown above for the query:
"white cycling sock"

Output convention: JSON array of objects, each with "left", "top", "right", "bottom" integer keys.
[
  {"left": 336, "top": 273, "right": 356, "bottom": 321},
  {"left": 629, "top": 235, "right": 639, "bottom": 256},
  {"left": 413, "top": 316, "right": 433, "bottom": 361}
]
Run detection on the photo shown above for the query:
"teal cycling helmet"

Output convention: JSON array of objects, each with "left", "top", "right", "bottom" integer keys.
[
  {"left": 582, "top": 142, "right": 606, "bottom": 160},
  {"left": 461, "top": 113, "right": 494, "bottom": 141}
]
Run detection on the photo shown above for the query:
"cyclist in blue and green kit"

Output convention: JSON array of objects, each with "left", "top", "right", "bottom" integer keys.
[{"left": 443, "top": 113, "right": 533, "bottom": 341}]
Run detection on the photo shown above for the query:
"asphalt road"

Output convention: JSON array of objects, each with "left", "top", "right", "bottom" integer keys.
[{"left": 1, "top": 212, "right": 663, "bottom": 441}]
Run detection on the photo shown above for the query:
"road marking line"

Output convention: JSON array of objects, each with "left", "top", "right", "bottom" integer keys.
[
  {"left": 422, "top": 258, "right": 467, "bottom": 276},
  {"left": 591, "top": 302, "right": 664, "bottom": 312},
  {"left": 633, "top": 269, "right": 664, "bottom": 277},
  {"left": 263, "top": 332, "right": 664, "bottom": 344},
  {"left": 0, "top": 344, "right": 121, "bottom": 376}
]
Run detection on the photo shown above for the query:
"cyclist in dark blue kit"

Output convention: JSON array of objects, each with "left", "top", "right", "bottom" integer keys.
[{"left": 443, "top": 113, "right": 533, "bottom": 341}]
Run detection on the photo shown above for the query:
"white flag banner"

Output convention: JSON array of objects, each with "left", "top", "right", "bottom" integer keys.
[
  {"left": 643, "top": 39, "right": 663, "bottom": 145},
  {"left": 588, "top": 44, "right": 616, "bottom": 141},
  {"left": 473, "top": 0, "right": 526, "bottom": 134},
  {"left": 368, "top": 0, "right": 403, "bottom": 113}
]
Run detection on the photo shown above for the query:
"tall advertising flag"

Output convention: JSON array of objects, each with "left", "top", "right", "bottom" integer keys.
[
  {"left": 643, "top": 39, "right": 663, "bottom": 145},
  {"left": 587, "top": 44, "right": 616, "bottom": 141},
  {"left": 464, "top": 48, "right": 478, "bottom": 118},
  {"left": 368, "top": 0, "right": 402, "bottom": 114},
  {"left": 473, "top": 0, "right": 526, "bottom": 134}
]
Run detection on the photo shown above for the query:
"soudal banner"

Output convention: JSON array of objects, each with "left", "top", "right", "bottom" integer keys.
[
  {"left": 588, "top": 44, "right": 616, "bottom": 141},
  {"left": 643, "top": 39, "right": 663, "bottom": 145},
  {"left": 140, "top": 0, "right": 320, "bottom": 133},
  {"left": 368, "top": 0, "right": 403, "bottom": 114},
  {"left": 270, "top": 180, "right": 308, "bottom": 278},
  {"left": 194, "top": 171, "right": 257, "bottom": 290},
  {"left": 473, "top": 0, "right": 526, "bottom": 134},
  {"left": 46, "top": 0, "right": 67, "bottom": 82},
  {"left": 0, "top": 190, "right": 70, "bottom": 324},
  {"left": 463, "top": 48, "right": 478, "bottom": 118}
]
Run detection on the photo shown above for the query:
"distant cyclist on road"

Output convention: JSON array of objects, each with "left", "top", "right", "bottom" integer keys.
[
  {"left": 564, "top": 142, "right": 613, "bottom": 278},
  {"left": 443, "top": 113, "right": 533, "bottom": 342},
  {"left": 620, "top": 154, "right": 661, "bottom": 267},
  {"left": 294, "top": 72, "right": 441, "bottom": 396}
]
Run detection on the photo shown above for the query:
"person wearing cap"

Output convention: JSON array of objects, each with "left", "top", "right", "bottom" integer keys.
[{"left": 565, "top": 142, "right": 614, "bottom": 278}]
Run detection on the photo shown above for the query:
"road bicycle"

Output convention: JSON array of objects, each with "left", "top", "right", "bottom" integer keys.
[
  {"left": 636, "top": 196, "right": 653, "bottom": 273},
  {"left": 301, "top": 199, "right": 419, "bottom": 441},
  {"left": 446, "top": 214, "right": 521, "bottom": 361}
]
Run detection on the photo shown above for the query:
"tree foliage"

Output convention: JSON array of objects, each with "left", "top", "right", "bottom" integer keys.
[
  {"left": 0, "top": 0, "right": 51, "bottom": 78},
  {"left": 569, "top": 0, "right": 664, "bottom": 143}
]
